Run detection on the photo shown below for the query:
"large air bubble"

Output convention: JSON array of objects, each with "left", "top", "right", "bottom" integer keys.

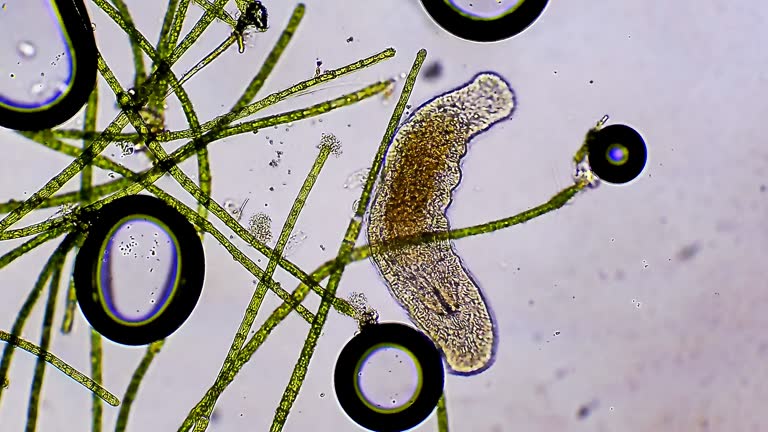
[{"left": 0, "top": 0, "right": 96, "bottom": 130}]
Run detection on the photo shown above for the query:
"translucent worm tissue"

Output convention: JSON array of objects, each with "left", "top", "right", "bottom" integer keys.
[{"left": 367, "top": 72, "right": 516, "bottom": 374}]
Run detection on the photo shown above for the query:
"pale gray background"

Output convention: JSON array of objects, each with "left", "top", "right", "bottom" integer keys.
[{"left": 0, "top": 0, "right": 766, "bottom": 431}]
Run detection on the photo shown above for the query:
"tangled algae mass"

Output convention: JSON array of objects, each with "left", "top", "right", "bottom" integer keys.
[{"left": 367, "top": 72, "right": 516, "bottom": 374}]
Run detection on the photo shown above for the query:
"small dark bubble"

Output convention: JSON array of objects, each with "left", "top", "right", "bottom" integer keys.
[
  {"left": 588, "top": 80, "right": 594, "bottom": 84},
  {"left": 676, "top": 243, "right": 700, "bottom": 261},
  {"left": 422, "top": 61, "right": 443, "bottom": 81},
  {"left": 346, "top": 36, "right": 354, "bottom": 43},
  {"left": 614, "top": 269, "right": 625, "bottom": 280},
  {"left": 554, "top": 331, "right": 561, "bottom": 336},
  {"left": 577, "top": 404, "right": 592, "bottom": 419}
]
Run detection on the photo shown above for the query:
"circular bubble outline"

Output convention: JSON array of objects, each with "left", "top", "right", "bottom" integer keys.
[
  {"left": 588, "top": 124, "right": 648, "bottom": 184},
  {"left": 334, "top": 322, "right": 444, "bottom": 432},
  {"left": 352, "top": 342, "right": 424, "bottom": 414},
  {"left": 419, "top": 0, "right": 550, "bottom": 42},
  {"left": 96, "top": 214, "right": 181, "bottom": 327},
  {"left": 605, "top": 143, "right": 629, "bottom": 166},
  {"left": 74, "top": 194, "right": 205, "bottom": 346},
  {"left": 0, "top": 0, "right": 97, "bottom": 131}
]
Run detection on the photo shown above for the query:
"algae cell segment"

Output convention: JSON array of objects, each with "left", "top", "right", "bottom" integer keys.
[
  {"left": 367, "top": 72, "right": 516, "bottom": 375},
  {"left": 74, "top": 195, "right": 205, "bottom": 346},
  {"left": 334, "top": 322, "right": 444, "bottom": 432}
]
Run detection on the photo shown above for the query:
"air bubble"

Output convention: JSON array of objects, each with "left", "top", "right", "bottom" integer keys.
[{"left": 17, "top": 41, "right": 37, "bottom": 59}]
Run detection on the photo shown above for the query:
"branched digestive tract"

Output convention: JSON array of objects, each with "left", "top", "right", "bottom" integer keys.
[{"left": 0, "top": 1, "right": 599, "bottom": 431}]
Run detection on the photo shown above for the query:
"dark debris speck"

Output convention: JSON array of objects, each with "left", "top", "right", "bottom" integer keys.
[
  {"left": 422, "top": 61, "right": 443, "bottom": 81},
  {"left": 577, "top": 405, "right": 591, "bottom": 419},
  {"left": 676, "top": 242, "right": 700, "bottom": 261}
]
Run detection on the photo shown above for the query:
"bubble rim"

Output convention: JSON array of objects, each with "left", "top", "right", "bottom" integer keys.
[
  {"left": 352, "top": 342, "right": 425, "bottom": 415},
  {"left": 588, "top": 124, "right": 648, "bottom": 184},
  {"left": 605, "top": 143, "right": 630, "bottom": 166},
  {"left": 96, "top": 214, "right": 181, "bottom": 327},
  {"left": 334, "top": 322, "right": 444, "bottom": 432},
  {"left": 419, "top": 0, "right": 550, "bottom": 42},
  {"left": 74, "top": 194, "right": 205, "bottom": 346},
  {"left": 0, "top": 0, "right": 97, "bottom": 131}
]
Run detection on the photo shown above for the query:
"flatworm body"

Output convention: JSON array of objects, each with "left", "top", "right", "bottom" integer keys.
[{"left": 367, "top": 72, "right": 516, "bottom": 374}]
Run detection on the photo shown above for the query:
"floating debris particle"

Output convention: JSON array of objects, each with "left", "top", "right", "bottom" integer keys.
[
  {"left": 422, "top": 61, "right": 443, "bottom": 81},
  {"left": 348, "top": 292, "right": 379, "bottom": 329},
  {"left": 248, "top": 212, "right": 272, "bottom": 244},
  {"left": 223, "top": 198, "right": 249, "bottom": 222},
  {"left": 317, "top": 133, "right": 342, "bottom": 157},
  {"left": 284, "top": 230, "right": 308, "bottom": 256},
  {"left": 343, "top": 168, "right": 369, "bottom": 189},
  {"left": 676, "top": 242, "right": 700, "bottom": 261}
]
